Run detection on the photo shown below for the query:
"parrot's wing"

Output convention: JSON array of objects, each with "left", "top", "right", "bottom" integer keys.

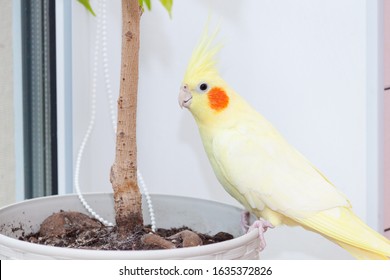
[{"left": 212, "top": 120, "right": 350, "bottom": 219}]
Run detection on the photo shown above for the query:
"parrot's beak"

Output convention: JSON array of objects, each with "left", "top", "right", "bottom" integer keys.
[{"left": 178, "top": 84, "right": 192, "bottom": 109}]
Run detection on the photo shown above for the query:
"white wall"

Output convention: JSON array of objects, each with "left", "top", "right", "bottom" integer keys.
[{"left": 71, "top": 0, "right": 381, "bottom": 259}]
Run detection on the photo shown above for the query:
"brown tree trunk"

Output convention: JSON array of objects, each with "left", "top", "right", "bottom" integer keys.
[{"left": 110, "top": 0, "right": 143, "bottom": 237}]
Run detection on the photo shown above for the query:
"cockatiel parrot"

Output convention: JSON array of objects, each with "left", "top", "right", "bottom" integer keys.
[{"left": 178, "top": 28, "right": 390, "bottom": 260}]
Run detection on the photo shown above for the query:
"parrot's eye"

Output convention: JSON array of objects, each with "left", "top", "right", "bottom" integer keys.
[{"left": 199, "top": 83, "right": 208, "bottom": 92}]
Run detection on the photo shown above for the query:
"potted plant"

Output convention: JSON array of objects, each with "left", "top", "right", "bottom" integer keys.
[{"left": 0, "top": 0, "right": 262, "bottom": 259}]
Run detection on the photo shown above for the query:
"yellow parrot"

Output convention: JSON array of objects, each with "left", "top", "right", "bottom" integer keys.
[{"left": 178, "top": 28, "right": 390, "bottom": 260}]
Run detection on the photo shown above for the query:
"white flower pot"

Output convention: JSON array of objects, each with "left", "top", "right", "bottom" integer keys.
[{"left": 0, "top": 193, "right": 260, "bottom": 259}]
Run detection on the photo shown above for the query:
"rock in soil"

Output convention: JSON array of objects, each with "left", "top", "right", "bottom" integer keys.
[
  {"left": 168, "top": 229, "right": 203, "bottom": 247},
  {"left": 20, "top": 211, "right": 234, "bottom": 251},
  {"left": 141, "top": 233, "right": 176, "bottom": 249},
  {"left": 39, "top": 211, "right": 102, "bottom": 237}
]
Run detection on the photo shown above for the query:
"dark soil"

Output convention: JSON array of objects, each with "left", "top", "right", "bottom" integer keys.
[{"left": 19, "top": 210, "right": 234, "bottom": 250}]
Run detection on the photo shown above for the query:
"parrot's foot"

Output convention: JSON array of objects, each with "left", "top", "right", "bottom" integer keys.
[
  {"left": 249, "top": 219, "right": 274, "bottom": 251},
  {"left": 241, "top": 211, "right": 274, "bottom": 251}
]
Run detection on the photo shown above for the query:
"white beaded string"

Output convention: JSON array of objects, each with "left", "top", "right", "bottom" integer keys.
[{"left": 74, "top": 0, "right": 156, "bottom": 231}]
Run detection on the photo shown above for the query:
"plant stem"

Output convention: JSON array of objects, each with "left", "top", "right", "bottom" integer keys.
[{"left": 110, "top": 0, "right": 143, "bottom": 237}]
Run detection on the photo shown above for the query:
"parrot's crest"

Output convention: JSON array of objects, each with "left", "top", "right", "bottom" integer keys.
[{"left": 184, "top": 26, "right": 222, "bottom": 83}]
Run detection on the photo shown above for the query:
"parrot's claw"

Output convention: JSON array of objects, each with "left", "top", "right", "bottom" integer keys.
[
  {"left": 249, "top": 219, "right": 274, "bottom": 251},
  {"left": 240, "top": 211, "right": 273, "bottom": 251}
]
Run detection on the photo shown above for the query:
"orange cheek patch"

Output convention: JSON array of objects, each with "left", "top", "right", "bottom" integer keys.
[{"left": 208, "top": 87, "right": 229, "bottom": 111}]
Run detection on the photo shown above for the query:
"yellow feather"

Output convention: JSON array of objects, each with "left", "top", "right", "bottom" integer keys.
[
  {"left": 184, "top": 24, "right": 222, "bottom": 85},
  {"left": 336, "top": 242, "right": 389, "bottom": 260},
  {"left": 297, "top": 207, "right": 390, "bottom": 259}
]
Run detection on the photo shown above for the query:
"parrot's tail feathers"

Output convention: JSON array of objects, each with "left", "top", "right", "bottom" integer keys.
[
  {"left": 298, "top": 207, "right": 390, "bottom": 259},
  {"left": 335, "top": 240, "right": 389, "bottom": 260}
]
